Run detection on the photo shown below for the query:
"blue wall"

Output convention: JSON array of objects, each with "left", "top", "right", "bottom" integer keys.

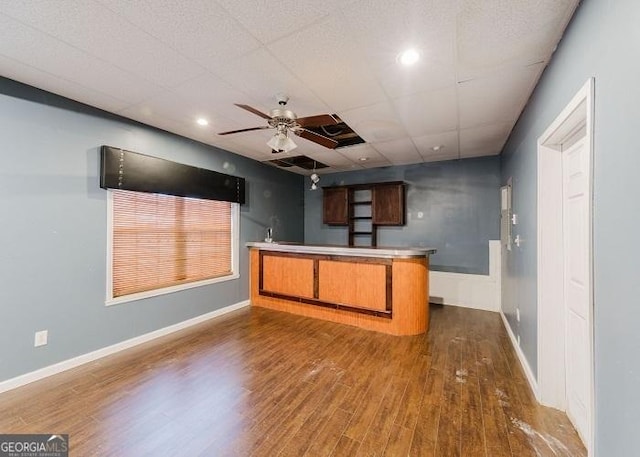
[
  {"left": 500, "top": 0, "right": 640, "bottom": 454},
  {"left": 304, "top": 157, "right": 500, "bottom": 275},
  {"left": 0, "top": 77, "right": 304, "bottom": 383}
]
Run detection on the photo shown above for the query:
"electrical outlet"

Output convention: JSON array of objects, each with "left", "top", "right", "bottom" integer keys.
[
  {"left": 34, "top": 330, "right": 48, "bottom": 347},
  {"left": 516, "top": 308, "right": 521, "bottom": 322}
]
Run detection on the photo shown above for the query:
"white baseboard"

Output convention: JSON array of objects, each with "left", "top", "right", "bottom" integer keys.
[
  {"left": 0, "top": 300, "right": 250, "bottom": 394},
  {"left": 500, "top": 310, "right": 539, "bottom": 399},
  {"left": 429, "top": 240, "right": 501, "bottom": 312}
]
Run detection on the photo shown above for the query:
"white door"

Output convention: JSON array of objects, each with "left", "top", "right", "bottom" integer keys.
[{"left": 562, "top": 137, "right": 591, "bottom": 444}]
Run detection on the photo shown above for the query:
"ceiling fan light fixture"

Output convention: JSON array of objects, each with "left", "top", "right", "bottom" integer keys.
[{"left": 267, "top": 130, "right": 297, "bottom": 153}]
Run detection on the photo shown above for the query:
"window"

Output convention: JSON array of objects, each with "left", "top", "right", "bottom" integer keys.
[{"left": 107, "top": 189, "right": 239, "bottom": 304}]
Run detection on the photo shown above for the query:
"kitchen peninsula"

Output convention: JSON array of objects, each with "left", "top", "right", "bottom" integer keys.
[{"left": 247, "top": 242, "right": 436, "bottom": 335}]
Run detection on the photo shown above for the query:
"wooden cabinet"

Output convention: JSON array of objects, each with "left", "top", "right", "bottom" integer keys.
[
  {"left": 322, "top": 182, "right": 405, "bottom": 246},
  {"left": 322, "top": 187, "right": 348, "bottom": 225},
  {"left": 373, "top": 183, "right": 405, "bottom": 225}
]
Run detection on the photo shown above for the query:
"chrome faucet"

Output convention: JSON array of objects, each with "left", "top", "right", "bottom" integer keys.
[{"left": 265, "top": 227, "right": 273, "bottom": 243}]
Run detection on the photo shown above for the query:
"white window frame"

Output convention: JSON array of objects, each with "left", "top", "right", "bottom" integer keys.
[{"left": 105, "top": 189, "right": 240, "bottom": 306}]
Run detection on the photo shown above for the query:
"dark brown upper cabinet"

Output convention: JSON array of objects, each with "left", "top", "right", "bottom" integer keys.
[
  {"left": 322, "top": 186, "right": 349, "bottom": 225},
  {"left": 372, "top": 183, "right": 405, "bottom": 225}
]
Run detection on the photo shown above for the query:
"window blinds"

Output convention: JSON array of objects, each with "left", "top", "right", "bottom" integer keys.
[{"left": 112, "top": 189, "right": 232, "bottom": 298}]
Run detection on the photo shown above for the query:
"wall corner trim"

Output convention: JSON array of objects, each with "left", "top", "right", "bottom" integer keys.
[
  {"left": 500, "top": 310, "right": 539, "bottom": 399},
  {"left": 0, "top": 300, "right": 250, "bottom": 394}
]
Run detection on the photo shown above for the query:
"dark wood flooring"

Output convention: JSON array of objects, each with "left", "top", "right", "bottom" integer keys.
[{"left": 0, "top": 304, "right": 586, "bottom": 456}]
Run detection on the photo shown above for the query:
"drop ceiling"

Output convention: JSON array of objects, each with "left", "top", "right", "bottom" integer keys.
[{"left": 0, "top": 0, "right": 579, "bottom": 174}]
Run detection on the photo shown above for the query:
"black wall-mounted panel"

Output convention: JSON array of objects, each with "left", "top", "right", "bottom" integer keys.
[{"left": 100, "top": 146, "right": 245, "bottom": 204}]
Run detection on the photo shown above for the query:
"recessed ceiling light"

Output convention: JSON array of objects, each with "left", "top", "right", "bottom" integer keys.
[
  {"left": 431, "top": 145, "right": 444, "bottom": 152},
  {"left": 398, "top": 48, "right": 420, "bottom": 66},
  {"left": 196, "top": 118, "right": 209, "bottom": 126},
  {"left": 359, "top": 157, "right": 369, "bottom": 162}
]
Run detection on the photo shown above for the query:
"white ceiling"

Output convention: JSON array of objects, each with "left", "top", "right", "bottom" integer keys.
[{"left": 0, "top": 0, "right": 579, "bottom": 174}]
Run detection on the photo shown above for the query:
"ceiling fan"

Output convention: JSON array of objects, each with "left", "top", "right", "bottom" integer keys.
[{"left": 217, "top": 95, "right": 340, "bottom": 153}]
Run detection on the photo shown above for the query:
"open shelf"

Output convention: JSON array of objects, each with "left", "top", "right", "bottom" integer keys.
[{"left": 349, "top": 189, "right": 373, "bottom": 246}]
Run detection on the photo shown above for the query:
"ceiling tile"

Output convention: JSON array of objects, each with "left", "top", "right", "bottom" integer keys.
[
  {"left": 371, "top": 138, "right": 422, "bottom": 165},
  {"left": 376, "top": 60, "right": 457, "bottom": 99},
  {"left": 0, "top": 55, "right": 128, "bottom": 113},
  {"left": 292, "top": 139, "right": 342, "bottom": 158},
  {"left": 458, "top": 62, "right": 545, "bottom": 129},
  {"left": 459, "top": 122, "right": 512, "bottom": 157},
  {"left": 347, "top": 0, "right": 458, "bottom": 99},
  {"left": 267, "top": 16, "right": 387, "bottom": 111},
  {"left": 118, "top": 101, "right": 241, "bottom": 141},
  {"left": 303, "top": 150, "right": 355, "bottom": 168},
  {"left": 115, "top": 73, "right": 264, "bottom": 140},
  {"left": 0, "top": 1, "right": 206, "bottom": 88},
  {"left": 336, "top": 143, "right": 390, "bottom": 166},
  {"left": 97, "top": 0, "right": 262, "bottom": 71},
  {"left": 211, "top": 48, "right": 331, "bottom": 117},
  {"left": 0, "top": 13, "right": 163, "bottom": 106},
  {"left": 457, "top": 0, "right": 578, "bottom": 75},
  {"left": 215, "top": 0, "right": 355, "bottom": 44},
  {"left": 412, "top": 130, "right": 459, "bottom": 161},
  {"left": 341, "top": 0, "right": 457, "bottom": 69},
  {"left": 338, "top": 101, "right": 407, "bottom": 143},
  {"left": 170, "top": 74, "right": 269, "bottom": 127},
  {"left": 392, "top": 85, "right": 458, "bottom": 136},
  {"left": 126, "top": 116, "right": 196, "bottom": 141}
]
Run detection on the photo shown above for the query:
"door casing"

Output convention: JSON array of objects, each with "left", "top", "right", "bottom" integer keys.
[{"left": 536, "top": 78, "right": 594, "bottom": 455}]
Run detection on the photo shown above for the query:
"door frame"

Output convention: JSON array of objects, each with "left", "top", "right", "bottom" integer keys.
[{"left": 537, "top": 78, "right": 594, "bottom": 454}]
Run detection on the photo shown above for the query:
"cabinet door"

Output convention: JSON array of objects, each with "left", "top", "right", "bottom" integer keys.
[
  {"left": 323, "top": 187, "right": 349, "bottom": 225},
  {"left": 372, "top": 184, "right": 405, "bottom": 225}
]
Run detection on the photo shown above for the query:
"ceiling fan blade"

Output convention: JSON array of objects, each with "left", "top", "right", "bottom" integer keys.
[
  {"left": 297, "top": 114, "right": 339, "bottom": 128},
  {"left": 235, "top": 104, "right": 272, "bottom": 120},
  {"left": 294, "top": 128, "right": 339, "bottom": 149},
  {"left": 218, "top": 126, "right": 271, "bottom": 135}
]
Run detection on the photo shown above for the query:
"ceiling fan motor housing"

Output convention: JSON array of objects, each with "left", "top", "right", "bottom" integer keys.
[{"left": 268, "top": 108, "right": 298, "bottom": 129}]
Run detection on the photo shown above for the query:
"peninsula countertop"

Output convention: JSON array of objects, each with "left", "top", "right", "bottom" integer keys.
[
  {"left": 248, "top": 241, "right": 434, "bottom": 335},
  {"left": 246, "top": 241, "right": 436, "bottom": 259}
]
